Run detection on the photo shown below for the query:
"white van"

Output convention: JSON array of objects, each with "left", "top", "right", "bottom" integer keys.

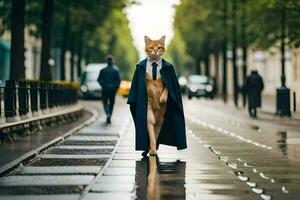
[{"left": 80, "top": 63, "right": 107, "bottom": 99}]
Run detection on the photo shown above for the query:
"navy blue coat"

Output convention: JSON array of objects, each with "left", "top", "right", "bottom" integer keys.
[
  {"left": 242, "top": 71, "right": 264, "bottom": 108},
  {"left": 127, "top": 58, "right": 187, "bottom": 151},
  {"left": 97, "top": 65, "right": 121, "bottom": 93}
]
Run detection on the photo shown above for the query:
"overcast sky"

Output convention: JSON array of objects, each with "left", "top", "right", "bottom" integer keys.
[{"left": 125, "top": 0, "right": 180, "bottom": 58}]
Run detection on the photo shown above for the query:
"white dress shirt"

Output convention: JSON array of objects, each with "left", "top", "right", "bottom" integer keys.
[{"left": 146, "top": 57, "right": 162, "bottom": 79}]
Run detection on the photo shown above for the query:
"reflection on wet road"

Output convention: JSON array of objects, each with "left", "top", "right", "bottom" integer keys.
[
  {"left": 136, "top": 157, "right": 186, "bottom": 200},
  {"left": 80, "top": 98, "right": 300, "bottom": 200},
  {"left": 90, "top": 119, "right": 260, "bottom": 199},
  {"left": 184, "top": 99, "right": 300, "bottom": 200}
]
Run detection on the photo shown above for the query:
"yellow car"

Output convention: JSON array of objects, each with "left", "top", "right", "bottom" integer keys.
[{"left": 117, "top": 80, "right": 131, "bottom": 97}]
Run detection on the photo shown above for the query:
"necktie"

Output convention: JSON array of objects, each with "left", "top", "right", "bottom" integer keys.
[{"left": 152, "top": 62, "right": 158, "bottom": 80}]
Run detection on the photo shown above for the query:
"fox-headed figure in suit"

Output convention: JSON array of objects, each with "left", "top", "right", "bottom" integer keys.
[{"left": 128, "top": 35, "right": 187, "bottom": 156}]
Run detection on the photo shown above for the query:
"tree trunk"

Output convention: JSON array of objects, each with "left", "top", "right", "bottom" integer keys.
[
  {"left": 232, "top": 0, "right": 239, "bottom": 107},
  {"left": 241, "top": 4, "right": 247, "bottom": 107},
  {"left": 214, "top": 53, "right": 219, "bottom": 94},
  {"left": 70, "top": 34, "right": 77, "bottom": 82},
  {"left": 59, "top": 6, "right": 70, "bottom": 80},
  {"left": 10, "top": 0, "right": 25, "bottom": 80},
  {"left": 204, "top": 52, "right": 210, "bottom": 77},
  {"left": 195, "top": 57, "right": 201, "bottom": 74},
  {"left": 85, "top": 49, "right": 91, "bottom": 65},
  {"left": 40, "top": 0, "right": 54, "bottom": 81},
  {"left": 222, "top": 0, "right": 228, "bottom": 103},
  {"left": 77, "top": 31, "right": 84, "bottom": 79}
]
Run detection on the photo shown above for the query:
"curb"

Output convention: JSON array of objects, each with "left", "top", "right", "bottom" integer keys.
[
  {"left": 79, "top": 117, "right": 131, "bottom": 199},
  {"left": 0, "top": 106, "right": 99, "bottom": 176},
  {"left": 0, "top": 104, "right": 83, "bottom": 129}
]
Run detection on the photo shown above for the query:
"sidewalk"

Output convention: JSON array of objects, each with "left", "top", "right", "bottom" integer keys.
[
  {"left": 257, "top": 95, "right": 299, "bottom": 119},
  {"left": 81, "top": 120, "right": 260, "bottom": 200},
  {"left": 0, "top": 106, "right": 93, "bottom": 174},
  {"left": 205, "top": 96, "right": 300, "bottom": 132},
  {"left": 0, "top": 98, "right": 131, "bottom": 199}
]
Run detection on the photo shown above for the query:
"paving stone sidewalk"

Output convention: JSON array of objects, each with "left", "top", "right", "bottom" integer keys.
[
  {"left": 0, "top": 100, "right": 130, "bottom": 200},
  {"left": 82, "top": 120, "right": 261, "bottom": 200}
]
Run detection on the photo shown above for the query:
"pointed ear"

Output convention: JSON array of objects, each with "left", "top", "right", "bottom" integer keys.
[
  {"left": 144, "top": 35, "right": 151, "bottom": 44},
  {"left": 159, "top": 35, "right": 166, "bottom": 43}
]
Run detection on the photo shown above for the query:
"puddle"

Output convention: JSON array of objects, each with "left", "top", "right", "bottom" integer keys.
[
  {"left": 135, "top": 156, "right": 186, "bottom": 200},
  {"left": 250, "top": 125, "right": 262, "bottom": 133}
]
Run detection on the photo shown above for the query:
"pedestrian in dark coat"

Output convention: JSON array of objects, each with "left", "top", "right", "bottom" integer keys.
[
  {"left": 242, "top": 70, "right": 264, "bottom": 118},
  {"left": 97, "top": 55, "right": 121, "bottom": 124},
  {"left": 127, "top": 58, "right": 187, "bottom": 151}
]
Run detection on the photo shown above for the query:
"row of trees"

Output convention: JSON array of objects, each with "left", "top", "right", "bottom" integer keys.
[
  {"left": 167, "top": 0, "right": 300, "bottom": 104},
  {"left": 0, "top": 0, "right": 138, "bottom": 81}
]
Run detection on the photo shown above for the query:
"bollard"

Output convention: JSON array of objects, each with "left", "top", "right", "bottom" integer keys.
[
  {"left": 57, "top": 84, "right": 63, "bottom": 106},
  {"left": 73, "top": 88, "right": 78, "bottom": 104},
  {"left": 276, "top": 87, "right": 291, "bottom": 116},
  {"left": 39, "top": 82, "right": 47, "bottom": 110},
  {"left": 64, "top": 86, "right": 69, "bottom": 105},
  {"left": 48, "top": 83, "right": 54, "bottom": 109},
  {"left": 59, "top": 84, "right": 63, "bottom": 106},
  {"left": 30, "top": 81, "right": 38, "bottom": 112},
  {"left": 65, "top": 87, "right": 70, "bottom": 105},
  {"left": 18, "top": 80, "right": 29, "bottom": 116},
  {"left": 293, "top": 91, "right": 296, "bottom": 112},
  {"left": 4, "top": 80, "right": 16, "bottom": 118},
  {"left": 53, "top": 83, "right": 58, "bottom": 107}
]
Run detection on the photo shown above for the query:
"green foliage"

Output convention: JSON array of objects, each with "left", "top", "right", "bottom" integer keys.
[
  {"left": 0, "top": 0, "right": 138, "bottom": 80},
  {"left": 164, "top": 28, "right": 193, "bottom": 76},
  {"left": 174, "top": 0, "right": 224, "bottom": 59},
  {"left": 0, "top": 0, "right": 11, "bottom": 35},
  {"left": 170, "top": 0, "right": 300, "bottom": 72},
  {"left": 93, "top": 9, "right": 139, "bottom": 79}
]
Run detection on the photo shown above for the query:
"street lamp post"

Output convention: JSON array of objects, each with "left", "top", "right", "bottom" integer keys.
[{"left": 276, "top": 8, "right": 291, "bottom": 116}]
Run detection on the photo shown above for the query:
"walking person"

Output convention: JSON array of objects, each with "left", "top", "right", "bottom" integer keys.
[
  {"left": 242, "top": 70, "right": 264, "bottom": 118},
  {"left": 97, "top": 55, "right": 121, "bottom": 124}
]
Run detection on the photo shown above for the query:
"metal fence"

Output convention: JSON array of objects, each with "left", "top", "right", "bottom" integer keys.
[{"left": 0, "top": 80, "right": 78, "bottom": 123}]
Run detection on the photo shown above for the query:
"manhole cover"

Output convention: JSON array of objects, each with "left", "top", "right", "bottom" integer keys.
[
  {"left": 0, "top": 185, "right": 85, "bottom": 195},
  {"left": 61, "top": 140, "right": 117, "bottom": 146},
  {"left": 30, "top": 158, "right": 107, "bottom": 166},
  {"left": 46, "top": 148, "right": 114, "bottom": 155}
]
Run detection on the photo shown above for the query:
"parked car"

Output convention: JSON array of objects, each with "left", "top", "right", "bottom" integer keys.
[
  {"left": 80, "top": 63, "right": 106, "bottom": 99},
  {"left": 117, "top": 80, "right": 131, "bottom": 97},
  {"left": 186, "top": 75, "right": 215, "bottom": 99}
]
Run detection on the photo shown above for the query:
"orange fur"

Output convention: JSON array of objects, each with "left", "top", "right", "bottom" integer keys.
[
  {"left": 146, "top": 74, "right": 168, "bottom": 155},
  {"left": 144, "top": 36, "right": 168, "bottom": 156},
  {"left": 145, "top": 35, "right": 166, "bottom": 61}
]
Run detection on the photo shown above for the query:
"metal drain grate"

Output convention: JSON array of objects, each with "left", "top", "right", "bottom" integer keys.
[
  {"left": 0, "top": 185, "right": 85, "bottom": 195},
  {"left": 30, "top": 158, "right": 107, "bottom": 166},
  {"left": 46, "top": 148, "right": 114, "bottom": 155},
  {"left": 61, "top": 140, "right": 117, "bottom": 146}
]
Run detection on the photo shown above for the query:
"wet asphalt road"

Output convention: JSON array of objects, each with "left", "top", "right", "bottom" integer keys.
[{"left": 0, "top": 97, "right": 300, "bottom": 199}]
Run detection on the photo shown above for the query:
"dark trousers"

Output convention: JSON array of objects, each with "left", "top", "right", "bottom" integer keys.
[
  {"left": 102, "top": 91, "right": 116, "bottom": 118},
  {"left": 248, "top": 106, "right": 257, "bottom": 118}
]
